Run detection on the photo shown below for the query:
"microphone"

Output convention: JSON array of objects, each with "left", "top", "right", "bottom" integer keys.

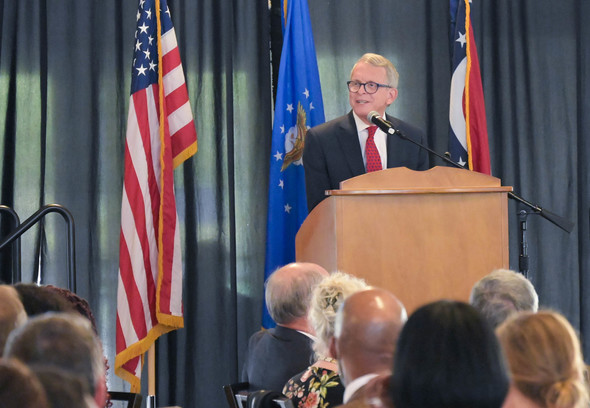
[{"left": 367, "top": 111, "right": 396, "bottom": 135}]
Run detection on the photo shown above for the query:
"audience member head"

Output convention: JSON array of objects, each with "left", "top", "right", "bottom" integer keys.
[
  {"left": 470, "top": 268, "right": 539, "bottom": 328},
  {"left": 0, "top": 358, "right": 50, "bottom": 408},
  {"left": 45, "top": 284, "right": 98, "bottom": 333},
  {"left": 4, "top": 312, "right": 107, "bottom": 408},
  {"left": 309, "top": 271, "right": 368, "bottom": 359},
  {"left": 0, "top": 285, "right": 27, "bottom": 354},
  {"left": 391, "top": 300, "right": 509, "bottom": 408},
  {"left": 331, "top": 287, "right": 407, "bottom": 386},
  {"left": 497, "top": 310, "right": 589, "bottom": 408},
  {"left": 34, "top": 366, "right": 98, "bottom": 408},
  {"left": 13, "top": 282, "right": 76, "bottom": 317},
  {"left": 265, "top": 262, "right": 328, "bottom": 330}
]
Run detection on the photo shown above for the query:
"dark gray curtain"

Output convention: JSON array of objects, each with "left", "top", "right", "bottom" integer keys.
[
  {"left": 0, "top": 1, "right": 271, "bottom": 406},
  {"left": 1, "top": 1, "right": 589, "bottom": 407}
]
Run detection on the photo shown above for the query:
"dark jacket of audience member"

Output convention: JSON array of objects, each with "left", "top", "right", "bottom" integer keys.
[
  {"left": 390, "top": 300, "right": 509, "bottom": 408},
  {"left": 242, "top": 262, "right": 328, "bottom": 391}
]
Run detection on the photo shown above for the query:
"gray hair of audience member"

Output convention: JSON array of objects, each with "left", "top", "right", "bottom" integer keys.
[
  {"left": 0, "top": 285, "right": 27, "bottom": 355},
  {"left": 0, "top": 358, "right": 50, "bottom": 408},
  {"left": 351, "top": 53, "right": 399, "bottom": 88},
  {"left": 3, "top": 312, "right": 105, "bottom": 400},
  {"left": 309, "top": 271, "right": 368, "bottom": 358},
  {"left": 469, "top": 268, "right": 539, "bottom": 328},
  {"left": 265, "top": 262, "right": 328, "bottom": 325}
]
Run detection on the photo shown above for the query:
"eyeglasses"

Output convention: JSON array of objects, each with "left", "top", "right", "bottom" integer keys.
[{"left": 347, "top": 80, "right": 392, "bottom": 94}]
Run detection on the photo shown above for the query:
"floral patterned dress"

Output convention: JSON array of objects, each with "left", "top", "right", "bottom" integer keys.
[{"left": 282, "top": 365, "right": 345, "bottom": 408}]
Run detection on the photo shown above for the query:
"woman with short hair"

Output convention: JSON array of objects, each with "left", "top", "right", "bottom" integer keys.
[{"left": 283, "top": 271, "right": 368, "bottom": 408}]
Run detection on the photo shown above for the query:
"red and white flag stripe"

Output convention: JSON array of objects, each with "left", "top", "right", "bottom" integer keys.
[{"left": 115, "top": 0, "right": 197, "bottom": 391}]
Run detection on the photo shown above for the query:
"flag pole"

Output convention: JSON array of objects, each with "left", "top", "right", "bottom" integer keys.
[
  {"left": 147, "top": 344, "right": 157, "bottom": 407},
  {"left": 149, "top": 0, "right": 163, "bottom": 403}
]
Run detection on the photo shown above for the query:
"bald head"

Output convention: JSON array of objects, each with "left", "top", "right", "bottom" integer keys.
[
  {"left": 265, "top": 262, "right": 329, "bottom": 326},
  {"left": 332, "top": 288, "right": 406, "bottom": 385},
  {"left": 0, "top": 285, "right": 27, "bottom": 355}
]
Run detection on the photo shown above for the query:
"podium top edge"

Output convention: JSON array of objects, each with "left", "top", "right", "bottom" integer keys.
[{"left": 327, "top": 186, "right": 513, "bottom": 196}]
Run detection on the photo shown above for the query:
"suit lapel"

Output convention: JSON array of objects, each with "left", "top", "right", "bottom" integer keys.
[
  {"left": 386, "top": 114, "right": 400, "bottom": 168},
  {"left": 339, "top": 112, "right": 366, "bottom": 176}
]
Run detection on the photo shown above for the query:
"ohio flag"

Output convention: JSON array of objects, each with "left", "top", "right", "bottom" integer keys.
[
  {"left": 263, "top": 0, "right": 325, "bottom": 328},
  {"left": 449, "top": 0, "right": 490, "bottom": 174}
]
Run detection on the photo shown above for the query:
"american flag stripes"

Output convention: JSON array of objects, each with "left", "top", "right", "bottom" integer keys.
[
  {"left": 449, "top": 0, "right": 491, "bottom": 174},
  {"left": 115, "top": 0, "right": 197, "bottom": 391}
]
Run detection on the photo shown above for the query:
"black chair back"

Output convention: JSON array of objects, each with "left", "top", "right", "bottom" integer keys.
[
  {"left": 108, "top": 391, "right": 143, "bottom": 408},
  {"left": 223, "top": 382, "right": 250, "bottom": 408},
  {"left": 246, "top": 390, "right": 294, "bottom": 408}
]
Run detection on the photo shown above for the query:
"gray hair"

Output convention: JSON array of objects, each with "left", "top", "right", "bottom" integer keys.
[
  {"left": 4, "top": 312, "right": 105, "bottom": 397},
  {"left": 265, "top": 263, "right": 327, "bottom": 325},
  {"left": 309, "top": 271, "right": 368, "bottom": 358},
  {"left": 351, "top": 53, "right": 399, "bottom": 88},
  {"left": 470, "top": 268, "right": 539, "bottom": 328}
]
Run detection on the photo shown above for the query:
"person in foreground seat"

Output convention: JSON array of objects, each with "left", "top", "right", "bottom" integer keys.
[
  {"left": 470, "top": 268, "right": 539, "bottom": 328},
  {"left": 497, "top": 310, "right": 589, "bottom": 408},
  {"left": 390, "top": 300, "right": 509, "bottom": 408},
  {"left": 283, "top": 271, "right": 368, "bottom": 408},
  {"left": 242, "top": 262, "right": 329, "bottom": 391},
  {"left": 331, "top": 287, "right": 407, "bottom": 408},
  {"left": 3, "top": 312, "right": 107, "bottom": 408}
]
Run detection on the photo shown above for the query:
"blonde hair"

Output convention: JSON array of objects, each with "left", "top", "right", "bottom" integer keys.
[
  {"left": 309, "top": 271, "right": 368, "bottom": 358},
  {"left": 497, "top": 311, "right": 589, "bottom": 408},
  {"left": 351, "top": 53, "right": 399, "bottom": 88}
]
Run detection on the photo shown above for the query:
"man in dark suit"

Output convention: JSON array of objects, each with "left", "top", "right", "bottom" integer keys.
[
  {"left": 303, "top": 53, "right": 429, "bottom": 211},
  {"left": 241, "top": 262, "right": 329, "bottom": 391}
]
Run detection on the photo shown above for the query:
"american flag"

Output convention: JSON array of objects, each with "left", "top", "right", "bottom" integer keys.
[
  {"left": 115, "top": 0, "right": 197, "bottom": 391},
  {"left": 449, "top": 0, "right": 490, "bottom": 174}
]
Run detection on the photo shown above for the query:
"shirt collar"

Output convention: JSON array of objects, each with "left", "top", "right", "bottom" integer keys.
[{"left": 343, "top": 373, "right": 380, "bottom": 403}]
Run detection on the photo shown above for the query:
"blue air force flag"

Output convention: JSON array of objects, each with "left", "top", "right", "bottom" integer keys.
[{"left": 263, "top": 0, "right": 325, "bottom": 328}]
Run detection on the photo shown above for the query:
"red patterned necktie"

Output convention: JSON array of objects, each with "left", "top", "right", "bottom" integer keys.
[{"left": 365, "top": 125, "right": 382, "bottom": 172}]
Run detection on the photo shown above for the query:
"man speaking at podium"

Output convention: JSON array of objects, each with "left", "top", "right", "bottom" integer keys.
[{"left": 303, "top": 53, "right": 429, "bottom": 211}]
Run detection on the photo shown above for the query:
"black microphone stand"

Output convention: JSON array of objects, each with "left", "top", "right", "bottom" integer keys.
[{"left": 373, "top": 119, "right": 575, "bottom": 277}]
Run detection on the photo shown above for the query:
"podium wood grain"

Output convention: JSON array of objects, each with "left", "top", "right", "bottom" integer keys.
[{"left": 296, "top": 167, "right": 512, "bottom": 314}]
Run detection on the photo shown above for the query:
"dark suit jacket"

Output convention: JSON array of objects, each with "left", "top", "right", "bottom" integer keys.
[
  {"left": 303, "top": 111, "right": 429, "bottom": 211},
  {"left": 241, "top": 325, "right": 314, "bottom": 392}
]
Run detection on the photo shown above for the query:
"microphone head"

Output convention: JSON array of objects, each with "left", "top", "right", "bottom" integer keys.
[{"left": 367, "top": 111, "right": 380, "bottom": 122}]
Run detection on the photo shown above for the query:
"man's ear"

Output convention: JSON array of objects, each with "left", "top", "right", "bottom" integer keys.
[
  {"left": 386, "top": 87, "right": 398, "bottom": 106},
  {"left": 329, "top": 336, "right": 339, "bottom": 359}
]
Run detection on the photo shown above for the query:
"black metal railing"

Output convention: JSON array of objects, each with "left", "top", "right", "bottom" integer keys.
[
  {"left": 0, "top": 205, "right": 22, "bottom": 283},
  {"left": 0, "top": 204, "right": 76, "bottom": 292}
]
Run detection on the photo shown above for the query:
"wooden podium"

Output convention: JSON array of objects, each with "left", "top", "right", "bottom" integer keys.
[{"left": 296, "top": 166, "right": 513, "bottom": 314}]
